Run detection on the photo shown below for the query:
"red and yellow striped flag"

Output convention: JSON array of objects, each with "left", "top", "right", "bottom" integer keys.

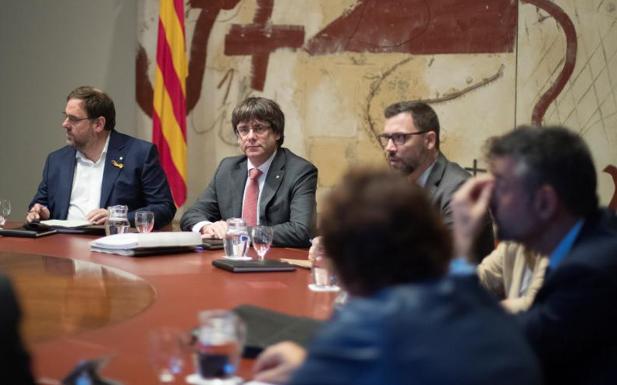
[{"left": 152, "top": 0, "right": 187, "bottom": 207}]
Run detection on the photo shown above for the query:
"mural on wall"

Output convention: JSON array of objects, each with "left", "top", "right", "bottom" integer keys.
[{"left": 136, "top": 0, "right": 617, "bottom": 208}]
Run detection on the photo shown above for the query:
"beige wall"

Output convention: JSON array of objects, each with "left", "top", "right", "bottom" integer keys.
[
  {"left": 136, "top": 0, "right": 617, "bottom": 214},
  {"left": 0, "top": 0, "right": 137, "bottom": 216}
]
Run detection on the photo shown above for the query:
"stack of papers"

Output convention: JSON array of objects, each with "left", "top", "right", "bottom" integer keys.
[{"left": 90, "top": 232, "right": 202, "bottom": 256}]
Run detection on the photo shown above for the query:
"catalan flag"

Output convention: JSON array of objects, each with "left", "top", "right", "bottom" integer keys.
[{"left": 152, "top": 0, "right": 187, "bottom": 207}]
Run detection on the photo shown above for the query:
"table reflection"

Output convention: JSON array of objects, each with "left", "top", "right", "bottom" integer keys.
[{"left": 0, "top": 252, "right": 155, "bottom": 343}]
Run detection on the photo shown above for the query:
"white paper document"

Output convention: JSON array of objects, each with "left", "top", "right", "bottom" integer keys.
[{"left": 41, "top": 219, "right": 92, "bottom": 228}]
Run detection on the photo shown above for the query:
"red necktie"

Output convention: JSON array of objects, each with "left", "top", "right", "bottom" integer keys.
[{"left": 242, "top": 168, "right": 262, "bottom": 226}]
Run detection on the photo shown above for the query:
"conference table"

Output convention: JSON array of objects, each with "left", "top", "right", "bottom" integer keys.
[{"left": 0, "top": 226, "right": 337, "bottom": 384}]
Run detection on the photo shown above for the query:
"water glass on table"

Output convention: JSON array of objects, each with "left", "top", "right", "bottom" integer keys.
[
  {"left": 105, "top": 205, "right": 129, "bottom": 236},
  {"left": 189, "top": 310, "right": 246, "bottom": 385},
  {"left": 135, "top": 210, "right": 155, "bottom": 233},
  {"left": 251, "top": 225, "right": 273, "bottom": 261},
  {"left": 223, "top": 218, "right": 250, "bottom": 260},
  {"left": 309, "top": 247, "right": 341, "bottom": 292},
  {"left": 148, "top": 327, "right": 188, "bottom": 384},
  {"left": 0, "top": 199, "right": 11, "bottom": 227}
]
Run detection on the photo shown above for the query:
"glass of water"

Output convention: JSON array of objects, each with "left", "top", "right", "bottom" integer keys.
[
  {"left": 135, "top": 210, "right": 155, "bottom": 233},
  {"left": 192, "top": 310, "right": 245, "bottom": 384},
  {"left": 251, "top": 225, "right": 273, "bottom": 261},
  {"left": 105, "top": 205, "right": 129, "bottom": 236},
  {"left": 148, "top": 327, "right": 188, "bottom": 384},
  {"left": 309, "top": 247, "right": 341, "bottom": 292},
  {"left": 223, "top": 218, "right": 250, "bottom": 259},
  {"left": 0, "top": 199, "right": 11, "bottom": 227}
]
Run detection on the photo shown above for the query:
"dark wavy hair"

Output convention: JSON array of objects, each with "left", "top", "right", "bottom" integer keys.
[
  {"left": 231, "top": 97, "right": 285, "bottom": 146},
  {"left": 320, "top": 168, "right": 452, "bottom": 296}
]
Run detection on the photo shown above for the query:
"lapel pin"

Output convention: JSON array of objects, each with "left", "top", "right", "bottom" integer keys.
[{"left": 112, "top": 159, "right": 124, "bottom": 169}]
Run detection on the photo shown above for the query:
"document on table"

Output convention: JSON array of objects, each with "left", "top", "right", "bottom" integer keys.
[{"left": 41, "top": 219, "right": 92, "bottom": 228}]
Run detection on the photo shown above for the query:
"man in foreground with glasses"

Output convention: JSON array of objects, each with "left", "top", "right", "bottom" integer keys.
[
  {"left": 378, "top": 101, "right": 494, "bottom": 260},
  {"left": 180, "top": 97, "right": 317, "bottom": 247},
  {"left": 27, "top": 86, "right": 176, "bottom": 228},
  {"left": 253, "top": 169, "right": 541, "bottom": 385}
]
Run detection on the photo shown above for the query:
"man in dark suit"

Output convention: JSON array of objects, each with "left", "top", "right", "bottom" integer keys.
[
  {"left": 378, "top": 101, "right": 494, "bottom": 260},
  {"left": 0, "top": 274, "right": 35, "bottom": 385},
  {"left": 253, "top": 169, "right": 541, "bottom": 385},
  {"left": 452, "top": 126, "right": 617, "bottom": 385},
  {"left": 180, "top": 97, "right": 317, "bottom": 247},
  {"left": 27, "top": 86, "right": 176, "bottom": 228}
]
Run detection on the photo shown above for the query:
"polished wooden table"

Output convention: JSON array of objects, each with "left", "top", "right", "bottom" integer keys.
[{"left": 0, "top": 229, "right": 336, "bottom": 384}]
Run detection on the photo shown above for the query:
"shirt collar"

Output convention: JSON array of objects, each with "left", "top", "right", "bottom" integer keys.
[
  {"left": 247, "top": 149, "right": 277, "bottom": 175},
  {"left": 75, "top": 134, "right": 110, "bottom": 165},
  {"left": 417, "top": 160, "right": 436, "bottom": 187},
  {"left": 548, "top": 219, "right": 584, "bottom": 269}
]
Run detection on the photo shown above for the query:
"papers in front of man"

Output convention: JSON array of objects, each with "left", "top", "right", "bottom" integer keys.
[
  {"left": 90, "top": 232, "right": 202, "bottom": 256},
  {"left": 41, "top": 219, "right": 92, "bottom": 228}
]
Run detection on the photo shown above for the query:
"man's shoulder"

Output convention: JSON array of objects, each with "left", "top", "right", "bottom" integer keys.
[
  {"left": 111, "top": 130, "right": 154, "bottom": 151},
  {"left": 440, "top": 154, "right": 471, "bottom": 181},
  {"left": 278, "top": 148, "right": 317, "bottom": 171},
  {"left": 46, "top": 145, "right": 75, "bottom": 161}
]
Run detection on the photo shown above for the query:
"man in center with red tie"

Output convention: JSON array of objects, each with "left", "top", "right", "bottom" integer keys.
[{"left": 180, "top": 97, "right": 318, "bottom": 247}]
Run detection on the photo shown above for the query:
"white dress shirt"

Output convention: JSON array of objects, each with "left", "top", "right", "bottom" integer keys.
[{"left": 67, "top": 136, "right": 110, "bottom": 220}]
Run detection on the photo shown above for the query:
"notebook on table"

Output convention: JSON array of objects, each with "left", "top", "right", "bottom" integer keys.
[{"left": 212, "top": 259, "right": 296, "bottom": 273}]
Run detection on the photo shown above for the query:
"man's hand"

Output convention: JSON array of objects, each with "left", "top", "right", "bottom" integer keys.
[
  {"left": 451, "top": 175, "right": 494, "bottom": 257},
  {"left": 308, "top": 236, "right": 324, "bottom": 265},
  {"left": 200, "top": 220, "right": 228, "bottom": 239},
  {"left": 26, "top": 203, "right": 50, "bottom": 223},
  {"left": 86, "top": 208, "right": 109, "bottom": 225},
  {"left": 253, "top": 342, "right": 307, "bottom": 384}
]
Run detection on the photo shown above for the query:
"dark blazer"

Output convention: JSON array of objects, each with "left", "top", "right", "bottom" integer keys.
[
  {"left": 426, "top": 153, "right": 495, "bottom": 260},
  {"left": 180, "top": 148, "right": 317, "bottom": 247},
  {"left": 518, "top": 209, "right": 617, "bottom": 385},
  {"left": 29, "top": 130, "right": 176, "bottom": 228},
  {"left": 0, "top": 275, "right": 35, "bottom": 385},
  {"left": 289, "top": 276, "right": 542, "bottom": 385}
]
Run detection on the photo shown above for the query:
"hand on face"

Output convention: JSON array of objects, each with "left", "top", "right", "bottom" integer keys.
[
  {"left": 252, "top": 341, "right": 307, "bottom": 384},
  {"left": 451, "top": 175, "right": 495, "bottom": 257}
]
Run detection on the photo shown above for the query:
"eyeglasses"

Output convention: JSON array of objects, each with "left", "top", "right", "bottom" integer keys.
[
  {"left": 62, "top": 112, "right": 92, "bottom": 124},
  {"left": 236, "top": 123, "right": 271, "bottom": 137},
  {"left": 377, "top": 131, "right": 426, "bottom": 147}
]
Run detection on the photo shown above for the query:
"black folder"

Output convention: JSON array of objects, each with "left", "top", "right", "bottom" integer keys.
[
  {"left": 0, "top": 226, "right": 57, "bottom": 238},
  {"left": 212, "top": 258, "right": 296, "bottom": 273}
]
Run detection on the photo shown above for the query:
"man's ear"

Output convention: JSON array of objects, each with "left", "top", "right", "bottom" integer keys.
[
  {"left": 424, "top": 130, "right": 437, "bottom": 150},
  {"left": 94, "top": 117, "right": 107, "bottom": 133},
  {"left": 533, "top": 184, "right": 559, "bottom": 220}
]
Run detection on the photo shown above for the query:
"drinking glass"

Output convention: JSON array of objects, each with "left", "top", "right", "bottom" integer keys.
[
  {"left": 251, "top": 225, "right": 273, "bottom": 261},
  {"left": 191, "top": 310, "right": 246, "bottom": 384},
  {"left": 223, "top": 218, "right": 250, "bottom": 259},
  {"left": 135, "top": 210, "right": 155, "bottom": 233},
  {"left": 0, "top": 199, "right": 10, "bottom": 227},
  {"left": 148, "top": 328, "right": 188, "bottom": 384},
  {"left": 105, "top": 205, "right": 129, "bottom": 236},
  {"left": 309, "top": 249, "right": 341, "bottom": 292}
]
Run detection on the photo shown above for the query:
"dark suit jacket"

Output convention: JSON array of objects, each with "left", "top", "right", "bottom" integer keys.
[
  {"left": 426, "top": 153, "right": 495, "bottom": 261},
  {"left": 518, "top": 209, "right": 617, "bottom": 385},
  {"left": 180, "top": 148, "right": 317, "bottom": 247},
  {"left": 289, "top": 277, "right": 541, "bottom": 385},
  {"left": 0, "top": 275, "right": 35, "bottom": 385},
  {"left": 30, "top": 130, "right": 176, "bottom": 228}
]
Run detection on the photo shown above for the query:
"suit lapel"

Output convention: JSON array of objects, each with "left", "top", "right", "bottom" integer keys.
[
  {"left": 57, "top": 148, "right": 78, "bottom": 218},
  {"left": 231, "top": 158, "right": 248, "bottom": 218},
  {"left": 424, "top": 153, "right": 447, "bottom": 200},
  {"left": 100, "top": 131, "right": 125, "bottom": 207},
  {"left": 260, "top": 150, "right": 285, "bottom": 220}
]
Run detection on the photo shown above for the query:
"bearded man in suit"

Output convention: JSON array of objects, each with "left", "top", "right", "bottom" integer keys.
[{"left": 180, "top": 97, "right": 317, "bottom": 247}]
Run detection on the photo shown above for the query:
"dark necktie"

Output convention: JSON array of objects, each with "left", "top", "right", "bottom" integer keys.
[{"left": 242, "top": 168, "right": 262, "bottom": 226}]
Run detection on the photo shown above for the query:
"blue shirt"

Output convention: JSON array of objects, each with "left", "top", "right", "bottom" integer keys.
[{"left": 548, "top": 219, "right": 584, "bottom": 269}]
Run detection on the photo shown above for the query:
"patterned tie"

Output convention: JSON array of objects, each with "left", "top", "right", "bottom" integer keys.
[{"left": 242, "top": 168, "right": 262, "bottom": 226}]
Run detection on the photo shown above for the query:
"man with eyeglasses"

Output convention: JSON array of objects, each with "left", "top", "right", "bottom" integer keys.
[
  {"left": 378, "top": 101, "right": 495, "bottom": 260},
  {"left": 27, "top": 86, "right": 176, "bottom": 228},
  {"left": 180, "top": 97, "right": 317, "bottom": 247}
]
